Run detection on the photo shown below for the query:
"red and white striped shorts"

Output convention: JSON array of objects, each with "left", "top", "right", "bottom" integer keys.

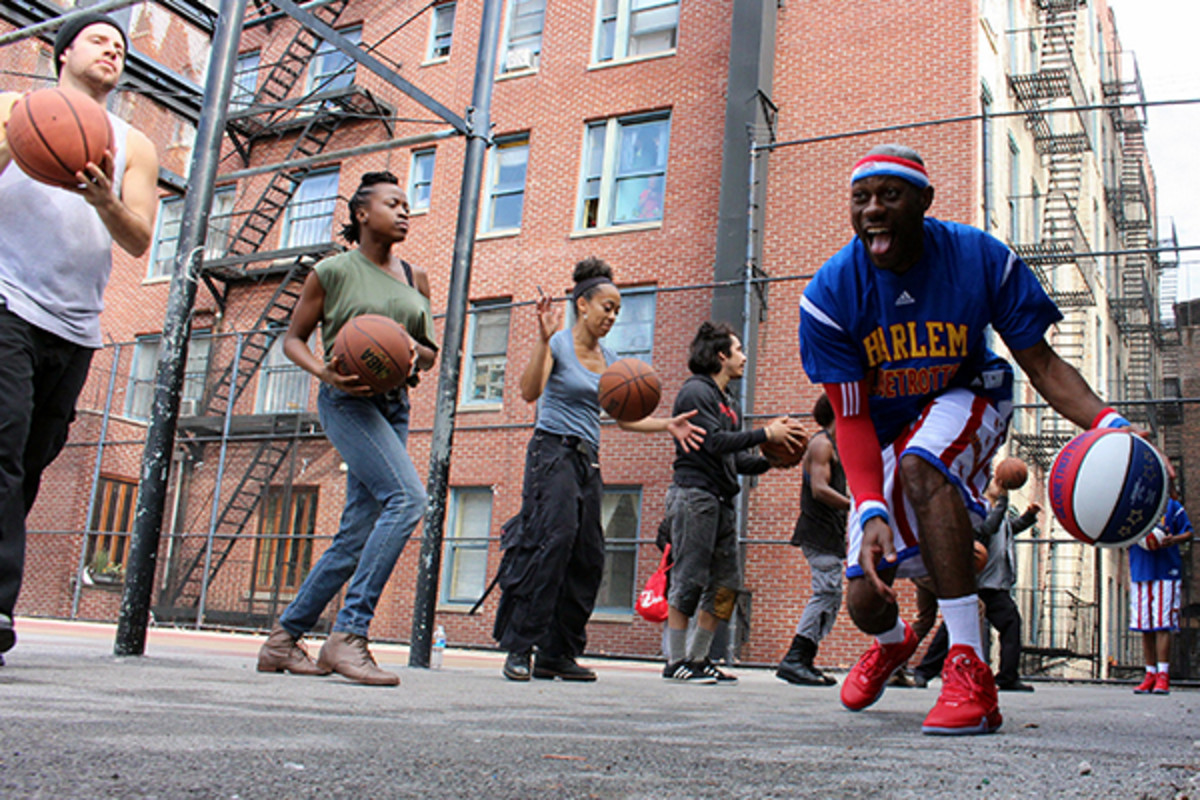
[
  {"left": 1129, "top": 579, "right": 1181, "bottom": 632},
  {"left": 846, "top": 388, "right": 1009, "bottom": 579}
]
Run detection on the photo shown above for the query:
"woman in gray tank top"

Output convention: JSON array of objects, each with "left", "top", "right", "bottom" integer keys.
[
  {"left": 256, "top": 172, "right": 437, "bottom": 686},
  {"left": 493, "top": 257, "right": 704, "bottom": 682}
]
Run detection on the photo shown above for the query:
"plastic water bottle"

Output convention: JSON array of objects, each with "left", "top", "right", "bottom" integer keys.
[{"left": 431, "top": 625, "right": 446, "bottom": 669}]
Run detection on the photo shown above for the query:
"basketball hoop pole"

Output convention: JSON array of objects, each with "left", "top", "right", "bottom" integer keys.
[
  {"left": 114, "top": 0, "right": 247, "bottom": 657},
  {"left": 407, "top": 0, "right": 504, "bottom": 668}
]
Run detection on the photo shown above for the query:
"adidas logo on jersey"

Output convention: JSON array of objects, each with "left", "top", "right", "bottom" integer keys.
[{"left": 895, "top": 291, "right": 915, "bottom": 306}]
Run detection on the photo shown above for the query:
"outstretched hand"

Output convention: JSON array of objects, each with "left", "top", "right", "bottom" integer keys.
[
  {"left": 860, "top": 516, "right": 897, "bottom": 603},
  {"left": 667, "top": 409, "right": 705, "bottom": 452},
  {"left": 534, "top": 294, "right": 563, "bottom": 343}
]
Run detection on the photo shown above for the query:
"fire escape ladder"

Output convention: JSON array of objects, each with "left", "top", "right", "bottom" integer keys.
[{"left": 162, "top": 425, "right": 299, "bottom": 610}]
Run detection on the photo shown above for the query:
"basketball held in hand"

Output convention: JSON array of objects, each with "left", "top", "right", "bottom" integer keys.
[
  {"left": 762, "top": 437, "right": 804, "bottom": 469},
  {"left": 332, "top": 314, "right": 412, "bottom": 395},
  {"left": 6, "top": 88, "right": 112, "bottom": 189},
  {"left": 994, "top": 457, "right": 1028, "bottom": 490},
  {"left": 598, "top": 358, "right": 661, "bottom": 422}
]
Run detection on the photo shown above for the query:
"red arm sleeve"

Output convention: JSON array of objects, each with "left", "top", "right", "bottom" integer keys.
[{"left": 824, "top": 381, "right": 888, "bottom": 519}]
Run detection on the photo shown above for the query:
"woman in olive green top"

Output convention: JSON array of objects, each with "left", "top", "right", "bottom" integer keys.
[{"left": 256, "top": 172, "right": 436, "bottom": 686}]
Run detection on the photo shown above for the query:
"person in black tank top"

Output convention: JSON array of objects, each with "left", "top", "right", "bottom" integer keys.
[{"left": 777, "top": 393, "right": 850, "bottom": 686}]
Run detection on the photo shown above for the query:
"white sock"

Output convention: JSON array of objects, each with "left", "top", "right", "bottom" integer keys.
[
  {"left": 1145, "top": 664, "right": 1157, "bottom": 674},
  {"left": 940, "top": 595, "right": 984, "bottom": 659},
  {"left": 875, "top": 618, "right": 907, "bottom": 646},
  {"left": 1157, "top": 662, "right": 1169, "bottom": 674}
]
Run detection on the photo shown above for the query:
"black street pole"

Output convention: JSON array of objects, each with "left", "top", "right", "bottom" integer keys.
[
  {"left": 409, "top": 0, "right": 503, "bottom": 667},
  {"left": 115, "top": 0, "right": 247, "bottom": 656}
]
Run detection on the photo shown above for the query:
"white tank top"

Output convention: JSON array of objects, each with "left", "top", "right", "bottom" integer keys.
[{"left": 0, "top": 110, "right": 130, "bottom": 347}]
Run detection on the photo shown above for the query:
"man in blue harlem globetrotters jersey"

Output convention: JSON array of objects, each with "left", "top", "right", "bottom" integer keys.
[
  {"left": 798, "top": 144, "right": 1149, "bottom": 735},
  {"left": 1128, "top": 488, "right": 1192, "bottom": 695}
]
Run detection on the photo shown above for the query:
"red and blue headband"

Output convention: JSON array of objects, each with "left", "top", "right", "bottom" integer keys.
[{"left": 850, "top": 154, "right": 930, "bottom": 189}]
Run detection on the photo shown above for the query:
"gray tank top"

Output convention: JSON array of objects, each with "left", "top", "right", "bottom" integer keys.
[
  {"left": 0, "top": 110, "right": 130, "bottom": 347},
  {"left": 536, "top": 328, "right": 616, "bottom": 450}
]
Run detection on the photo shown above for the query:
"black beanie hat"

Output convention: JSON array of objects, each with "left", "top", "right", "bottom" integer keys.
[{"left": 53, "top": 11, "right": 129, "bottom": 77}]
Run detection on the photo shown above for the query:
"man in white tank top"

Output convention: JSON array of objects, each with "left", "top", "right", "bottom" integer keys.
[{"left": 0, "top": 12, "right": 158, "bottom": 664}]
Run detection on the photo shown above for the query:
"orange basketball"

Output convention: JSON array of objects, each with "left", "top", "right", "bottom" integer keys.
[
  {"left": 762, "top": 435, "right": 805, "bottom": 469},
  {"left": 974, "top": 541, "right": 989, "bottom": 573},
  {"left": 6, "top": 88, "right": 112, "bottom": 189},
  {"left": 598, "top": 358, "right": 661, "bottom": 422},
  {"left": 995, "top": 457, "right": 1028, "bottom": 490},
  {"left": 332, "top": 314, "right": 412, "bottom": 395}
]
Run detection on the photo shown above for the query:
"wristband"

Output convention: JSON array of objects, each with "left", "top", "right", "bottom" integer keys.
[
  {"left": 1091, "top": 408, "right": 1130, "bottom": 430},
  {"left": 858, "top": 500, "right": 889, "bottom": 526}
]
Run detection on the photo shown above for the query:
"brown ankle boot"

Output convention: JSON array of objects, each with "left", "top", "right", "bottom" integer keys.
[
  {"left": 257, "top": 626, "right": 331, "bottom": 675},
  {"left": 317, "top": 632, "right": 400, "bottom": 686}
]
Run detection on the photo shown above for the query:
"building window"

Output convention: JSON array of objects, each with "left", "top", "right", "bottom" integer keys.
[
  {"left": 308, "top": 27, "right": 362, "bottom": 94},
  {"left": 482, "top": 135, "right": 528, "bottom": 232},
  {"left": 253, "top": 486, "right": 318, "bottom": 595},
  {"left": 605, "top": 288, "right": 656, "bottom": 362},
  {"left": 595, "top": 0, "right": 678, "bottom": 63},
  {"left": 428, "top": 3, "right": 456, "bottom": 61},
  {"left": 595, "top": 488, "right": 640, "bottom": 613},
  {"left": 462, "top": 300, "right": 511, "bottom": 404},
  {"left": 578, "top": 113, "right": 669, "bottom": 230},
  {"left": 232, "top": 50, "right": 260, "bottom": 109},
  {"left": 148, "top": 186, "right": 236, "bottom": 279},
  {"left": 1008, "top": 134, "right": 1021, "bottom": 245},
  {"left": 87, "top": 475, "right": 138, "bottom": 579},
  {"left": 126, "top": 333, "right": 212, "bottom": 420},
  {"left": 408, "top": 150, "right": 436, "bottom": 212},
  {"left": 283, "top": 170, "right": 340, "bottom": 248},
  {"left": 502, "top": 0, "right": 544, "bottom": 72},
  {"left": 441, "top": 487, "right": 492, "bottom": 604},
  {"left": 256, "top": 329, "right": 312, "bottom": 413}
]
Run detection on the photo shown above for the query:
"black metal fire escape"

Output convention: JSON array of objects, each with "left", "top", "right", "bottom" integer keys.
[{"left": 161, "top": 0, "right": 394, "bottom": 618}]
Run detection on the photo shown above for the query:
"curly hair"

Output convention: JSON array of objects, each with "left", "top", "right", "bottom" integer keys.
[
  {"left": 687, "top": 321, "right": 738, "bottom": 376},
  {"left": 340, "top": 171, "right": 401, "bottom": 244}
]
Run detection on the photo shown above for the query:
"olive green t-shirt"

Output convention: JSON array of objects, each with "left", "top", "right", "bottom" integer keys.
[{"left": 314, "top": 249, "right": 438, "bottom": 361}]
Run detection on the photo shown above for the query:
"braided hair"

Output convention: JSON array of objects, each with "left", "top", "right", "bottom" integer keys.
[{"left": 340, "top": 171, "right": 401, "bottom": 244}]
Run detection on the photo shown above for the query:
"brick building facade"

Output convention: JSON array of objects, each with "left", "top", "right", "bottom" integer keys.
[{"left": 4, "top": 0, "right": 1189, "bottom": 676}]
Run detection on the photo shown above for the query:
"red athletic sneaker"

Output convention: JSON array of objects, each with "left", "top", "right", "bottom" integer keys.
[
  {"left": 840, "top": 622, "right": 918, "bottom": 711},
  {"left": 922, "top": 644, "right": 1003, "bottom": 735},
  {"left": 1133, "top": 672, "right": 1157, "bottom": 694},
  {"left": 1152, "top": 672, "right": 1170, "bottom": 695}
]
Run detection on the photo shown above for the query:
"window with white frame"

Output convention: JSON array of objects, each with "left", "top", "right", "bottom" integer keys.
[
  {"left": 604, "top": 288, "right": 655, "bottom": 363},
  {"left": 148, "top": 186, "right": 236, "bottom": 279},
  {"left": 126, "top": 332, "right": 211, "bottom": 420},
  {"left": 283, "top": 170, "right": 340, "bottom": 248},
  {"left": 256, "top": 329, "right": 312, "bottom": 413},
  {"left": 462, "top": 300, "right": 511, "bottom": 405},
  {"left": 408, "top": 150, "right": 436, "bottom": 212},
  {"left": 308, "top": 27, "right": 362, "bottom": 94},
  {"left": 595, "top": 0, "right": 678, "bottom": 63},
  {"left": 441, "top": 487, "right": 492, "bottom": 604},
  {"left": 232, "top": 50, "right": 260, "bottom": 109},
  {"left": 594, "top": 488, "right": 640, "bottom": 613},
  {"left": 482, "top": 135, "right": 528, "bottom": 232},
  {"left": 578, "top": 113, "right": 669, "bottom": 230},
  {"left": 502, "top": 0, "right": 544, "bottom": 72},
  {"left": 428, "top": 3, "right": 456, "bottom": 60}
]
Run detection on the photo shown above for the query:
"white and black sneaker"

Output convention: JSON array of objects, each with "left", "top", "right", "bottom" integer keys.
[
  {"left": 662, "top": 660, "right": 717, "bottom": 684},
  {"left": 0, "top": 613, "right": 14, "bottom": 658},
  {"left": 700, "top": 659, "right": 738, "bottom": 684}
]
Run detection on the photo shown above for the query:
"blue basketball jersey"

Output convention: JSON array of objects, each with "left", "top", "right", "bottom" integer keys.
[
  {"left": 1129, "top": 498, "right": 1191, "bottom": 581},
  {"left": 799, "top": 218, "right": 1062, "bottom": 445}
]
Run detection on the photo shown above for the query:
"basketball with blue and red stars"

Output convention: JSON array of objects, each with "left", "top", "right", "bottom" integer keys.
[{"left": 1048, "top": 429, "right": 1168, "bottom": 548}]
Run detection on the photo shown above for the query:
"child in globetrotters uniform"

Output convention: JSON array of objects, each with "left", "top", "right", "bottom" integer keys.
[{"left": 798, "top": 143, "right": 1148, "bottom": 735}]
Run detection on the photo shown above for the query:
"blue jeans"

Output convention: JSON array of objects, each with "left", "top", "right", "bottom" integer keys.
[{"left": 279, "top": 384, "right": 427, "bottom": 638}]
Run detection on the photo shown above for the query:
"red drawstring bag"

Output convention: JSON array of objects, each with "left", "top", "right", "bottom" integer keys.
[{"left": 635, "top": 544, "right": 671, "bottom": 623}]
